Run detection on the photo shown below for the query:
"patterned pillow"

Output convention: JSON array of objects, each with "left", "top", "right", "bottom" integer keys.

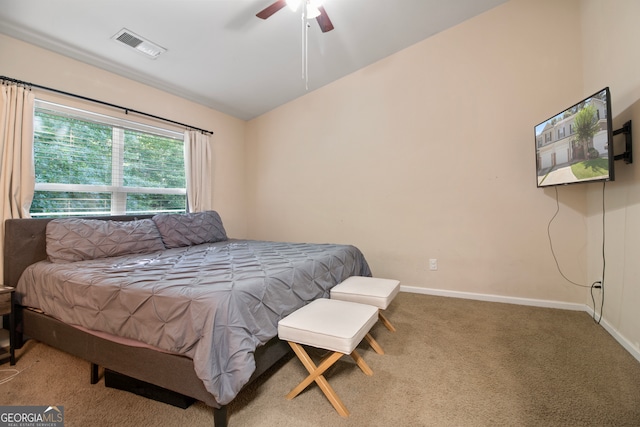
[
  {"left": 152, "top": 211, "right": 228, "bottom": 249},
  {"left": 46, "top": 218, "right": 166, "bottom": 263}
]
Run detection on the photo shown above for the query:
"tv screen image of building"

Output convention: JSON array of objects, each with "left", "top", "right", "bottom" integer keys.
[{"left": 535, "top": 88, "right": 613, "bottom": 187}]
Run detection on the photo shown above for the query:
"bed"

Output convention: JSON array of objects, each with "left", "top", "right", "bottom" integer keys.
[{"left": 4, "top": 212, "right": 371, "bottom": 426}]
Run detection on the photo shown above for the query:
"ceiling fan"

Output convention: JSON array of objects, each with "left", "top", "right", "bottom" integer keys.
[{"left": 256, "top": 0, "right": 334, "bottom": 33}]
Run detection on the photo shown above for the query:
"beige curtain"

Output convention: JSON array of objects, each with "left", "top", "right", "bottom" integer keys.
[
  {"left": 0, "top": 83, "right": 35, "bottom": 281},
  {"left": 184, "top": 130, "right": 214, "bottom": 212}
]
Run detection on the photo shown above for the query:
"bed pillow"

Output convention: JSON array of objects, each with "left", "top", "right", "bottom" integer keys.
[
  {"left": 46, "top": 218, "right": 166, "bottom": 263},
  {"left": 152, "top": 211, "right": 228, "bottom": 248}
]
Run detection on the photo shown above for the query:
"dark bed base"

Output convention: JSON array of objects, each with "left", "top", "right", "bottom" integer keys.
[
  {"left": 14, "top": 308, "right": 290, "bottom": 425},
  {"left": 103, "top": 369, "right": 196, "bottom": 409},
  {"left": 5, "top": 216, "right": 292, "bottom": 427}
]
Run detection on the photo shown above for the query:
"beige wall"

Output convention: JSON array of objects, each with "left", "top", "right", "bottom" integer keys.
[
  {"left": 246, "top": 0, "right": 587, "bottom": 303},
  {"left": 0, "top": 33, "right": 248, "bottom": 237},
  {"left": 582, "top": 0, "right": 640, "bottom": 355}
]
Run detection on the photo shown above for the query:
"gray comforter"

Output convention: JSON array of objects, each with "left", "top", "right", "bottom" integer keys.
[{"left": 16, "top": 239, "right": 371, "bottom": 405}]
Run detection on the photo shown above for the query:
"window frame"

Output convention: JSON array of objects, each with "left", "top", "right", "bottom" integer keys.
[{"left": 32, "top": 99, "right": 187, "bottom": 217}]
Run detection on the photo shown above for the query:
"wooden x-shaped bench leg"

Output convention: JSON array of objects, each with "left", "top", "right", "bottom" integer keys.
[
  {"left": 364, "top": 332, "right": 385, "bottom": 355},
  {"left": 379, "top": 311, "right": 396, "bottom": 332},
  {"left": 286, "top": 341, "right": 373, "bottom": 417}
]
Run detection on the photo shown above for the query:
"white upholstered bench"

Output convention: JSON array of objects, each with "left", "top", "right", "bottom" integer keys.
[
  {"left": 330, "top": 276, "right": 400, "bottom": 355},
  {"left": 277, "top": 298, "right": 379, "bottom": 417}
]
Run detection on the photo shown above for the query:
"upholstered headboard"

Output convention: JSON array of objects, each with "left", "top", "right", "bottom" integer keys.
[{"left": 3, "top": 215, "right": 152, "bottom": 288}]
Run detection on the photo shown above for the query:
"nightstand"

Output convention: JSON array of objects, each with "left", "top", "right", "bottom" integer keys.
[{"left": 0, "top": 286, "right": 15, "bottom": 365}]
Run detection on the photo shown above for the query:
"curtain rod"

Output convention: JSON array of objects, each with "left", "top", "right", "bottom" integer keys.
[{"left": 0, "top": 75, "right": 214, "bottom": 135}]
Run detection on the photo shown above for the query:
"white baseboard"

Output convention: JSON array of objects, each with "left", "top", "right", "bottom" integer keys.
[
  {"left": 400, "top": 285, "right": 640, "bottom": 363},
  {"left": 583, "top": 305, "right": 640, "bottom": 363},
  {"left": 400, "top": 285, "right": 585, "bottom": 311}
]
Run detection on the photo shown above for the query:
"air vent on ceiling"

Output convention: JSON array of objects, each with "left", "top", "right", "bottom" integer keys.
[{"left": 111, "top": 28, "right": 166, "bottom": 59}]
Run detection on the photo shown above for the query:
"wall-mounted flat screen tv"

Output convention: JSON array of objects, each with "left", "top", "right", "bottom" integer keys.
[{"left": 535, "top": 87, "right": 613, "bottom": 187}]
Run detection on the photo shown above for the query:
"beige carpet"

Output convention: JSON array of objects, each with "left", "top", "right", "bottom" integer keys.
[{"left": 2, "top": 293, "right": 640, "bottom": 426}]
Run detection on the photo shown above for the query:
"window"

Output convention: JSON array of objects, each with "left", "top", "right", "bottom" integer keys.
[
  {"left": 557, "top": 127, "right": 565, "bottom": 139},
  {"left": 31, "top": 100, "right": 187, "bottom": 217}
]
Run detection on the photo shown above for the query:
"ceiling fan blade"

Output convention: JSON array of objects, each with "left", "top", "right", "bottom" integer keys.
[
  {"left": 315, "top": 6, "right": 334, "bottom": 32},
  {"left": 256, "top": 0, "right": 287, "bottom": 19}
]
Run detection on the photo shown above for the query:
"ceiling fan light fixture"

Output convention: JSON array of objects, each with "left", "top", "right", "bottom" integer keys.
[
  {"left": 287, "top": 0, "right": 322, "bottom": 18},
  {"left": 306, "top": 5, "right": 321, "bottom": 19},
  {"left": 286, "top": 0, "right": 301, "bottom": 12}
]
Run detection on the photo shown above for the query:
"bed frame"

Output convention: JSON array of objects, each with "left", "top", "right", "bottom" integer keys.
[{"left": 4, "top": 216, "right": 292, "bottom": 427}]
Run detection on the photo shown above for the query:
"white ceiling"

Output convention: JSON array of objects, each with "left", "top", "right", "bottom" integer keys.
[{"left": 0, "top": 0, "right": 507, "bottom": 120}]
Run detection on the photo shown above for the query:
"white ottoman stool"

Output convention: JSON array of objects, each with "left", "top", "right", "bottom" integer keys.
[
  {"left": 331, "top": 276, "right": 400, "bottom": 333},
  {"left": 278, "top": 298, "right": 379, "bottom": 418}
]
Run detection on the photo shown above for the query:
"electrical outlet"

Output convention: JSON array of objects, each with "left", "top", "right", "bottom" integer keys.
[{"left": 429, "top": 259, "right": 438, "bottom": 271}]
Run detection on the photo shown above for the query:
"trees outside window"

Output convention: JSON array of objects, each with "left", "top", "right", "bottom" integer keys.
[{"left": 31, "top": 101, "right": 187, "bottom": 217}]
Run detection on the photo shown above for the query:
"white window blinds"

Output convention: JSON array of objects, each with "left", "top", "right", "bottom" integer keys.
[{"left": 32, "top": 100, "right": 187, "bottom": 217}]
